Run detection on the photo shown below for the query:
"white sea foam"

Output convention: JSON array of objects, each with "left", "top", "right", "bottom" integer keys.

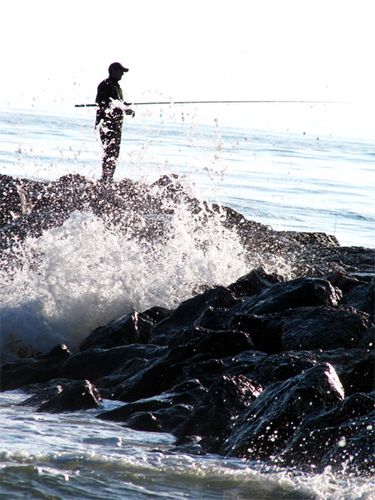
[{"left": 0, "top": 194, "right": 252, "bottom": 361}]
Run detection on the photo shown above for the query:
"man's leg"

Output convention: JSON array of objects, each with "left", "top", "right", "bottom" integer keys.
[{"left": 100, "top": 127, "right": 122, "bottom": 182}]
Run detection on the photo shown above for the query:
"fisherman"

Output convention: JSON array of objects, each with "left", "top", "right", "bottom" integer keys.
[{"left": 95, "top": 62, "right": 134, "bottom": 182}]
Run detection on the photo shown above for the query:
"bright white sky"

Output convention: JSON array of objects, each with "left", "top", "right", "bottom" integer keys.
[{"left": 1, "top": 0, "right": 374, "bottom": 137}]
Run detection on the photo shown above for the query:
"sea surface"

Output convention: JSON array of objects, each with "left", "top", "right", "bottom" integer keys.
[{"left": 0, "top": 108, "right": 374, "bottom": 499}]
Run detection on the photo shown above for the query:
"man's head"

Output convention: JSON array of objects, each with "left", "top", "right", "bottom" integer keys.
[{"left": 108, "top": 62, "right": 128, "bottom": 81}]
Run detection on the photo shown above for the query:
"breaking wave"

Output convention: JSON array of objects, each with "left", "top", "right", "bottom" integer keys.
[{"left": 0, "top": 193, "right": 251, "bottom": 360}]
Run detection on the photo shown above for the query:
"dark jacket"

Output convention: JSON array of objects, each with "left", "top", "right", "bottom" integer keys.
[{"left": 95, "top": 77, "right": 124, "bottom": 128}]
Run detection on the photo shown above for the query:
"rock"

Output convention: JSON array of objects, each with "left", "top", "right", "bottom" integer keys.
[
  {"left": 358, "top": 325, "right": 375, "bottom": 349},
  {"left": 324, "top": 271, "right": 366, "bottom": 295},
  {"left": 60, "top": 344, "right": 166, "bottom": 382},
  {"left": 280, "top": 230, "right": 340, "bottom": 248},
  {"left": 342, "top": 281, "right": 375, "bottom": 318},
  {"left": 0, "top": 175, "right": 95, "bottom": 252},
  {"left": 232, "top": 278, "right": 341, "bottom": 316},
  {"left": 279, "top": 306, "right": 371, "bottom": 351},
  {"left": 329, "top": 246, "right": 375, "bottom": 276},
  {"left": 124, "top": 403, "right": 192, "bottom": 433},
  {"left": 317, "top": 415, "right": 375, "bottom": 475},
  {"left": 141, "top": 306, "right": 172, "bottom": 324},
  {"left": 150, "top": 286, "right": 238, "bottom": 345},
  {"left": 1, "top": 174, "right": 374, "bottom": 475},
  {"left": 175, "top": 375, "right": 262, "bottom": 453},
  {"left": 197, "top": 304, "right": 370, "bottom": 354},
  {"left": 223, "top": 350, "right": 269, "bottom": 379},
  {"left": 228, "top": 267, "right": 285, "bottom": 298},
  {"left": 98, "top": 379, "right": 208, "bottom": 433},
  {"left": 280, "top": 392, "right": 375, "bottom": 474},
  {"left": 0, "top": 344, "right": 72, "bottom": 391},
  {"left": 223, "top": 363, "right": 345, "bottom": 460},
  {"left": 113, "top": 329, "right": 254, "bottom": 402},
  {"left": 251, "top": 351, "right": 318, "bottom": 386},
  {"left": 33, "top": 174, "right": 95, "bottom": 213},
  {"left": 0, "top": 174, "right": 23, "bottom": 226},
  {"left": 37, "top": 380, "right": 101, "bottom": 413},
  {"left": 19, "top": 383, "right": 65, "bottom": 407},
  {"left": 95, "top": 357, "right": 154, "bottom": 398},
  {"left": 339, "top": 351, "right": 375, "bottom": 395},
  {"left": 79, "top": 312, "right": 154, "bottom": 351}
]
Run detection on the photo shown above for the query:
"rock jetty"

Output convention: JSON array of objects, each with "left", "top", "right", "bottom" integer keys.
[{"left": 1, "top": 173, "right": 374, "bottom": 475}]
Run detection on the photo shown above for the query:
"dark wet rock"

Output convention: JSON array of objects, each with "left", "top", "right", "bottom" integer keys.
[
  {"left": 327, "top": 246, "right": 375, "bottom": 276},
  {"left": 113, "top": 329, "right": 254, "bottom": 402},
  {"left": 19, "top": 383, "right": 66, "bottom": 407},
  {"left": 99, "top": 396, "right": 175, "bottom": 422},
  {"left": 0, "top": 344, "right": 72, "bottom": 391},
  {"left": 32, "top": 174, "right": 95, "bottom": 213},
  {"left": 324, "top": 271, "right": 366, "bottom": 296},
  {"left": 251, "top": 351, "right": 318, "bottom": 386},
  {"left": 179, "top": 358, "right": 227, "bottom": 390},
  {"left": 0, "top": 175, "right": 96, "bottom": 252},
  {"left": 98, "top": 379, "right": 208, "bottom": 433},
  {"left": 175, "top": 375, "right": 262, "bottom": 453},
  {"left": 342, "top": 281, "right": 375, "bottom": 318},
  {"left": 232, "top": 278, "right": 341, "bottom": 316},
  {"left": 60, "top": 344, "right": 166, "bottom": 382},
  {"left": 124, "top": 403, "right": 192, "bottom": 433},
  {"left": 150, "top": 286, "right": 238, "bottom": 345},
  {"left": 223, "top": 363, "right": 345, "bottom": 460},
  {"left": 317, "top": 414, "right": 375, "bottom": 475},
  {"left": 99, "top": 380, "right": 206, "bottom": 422},
  {"left": 339, "top": 351, "right": 375, "bottom": 395},
  {"left": 95, "top": 357, "right": 153, "bottom": 398},
  {"left": 194, "top": 311, "right": 282, "bottom": 355},
  {"left": 280, "top": 230, "right": 340, "bottom": 248},
  {"left": 279, "top": 305, "right": 371, "bottom": 351},
  {"left": 236, "top": 348, "right": 375, "bottom": 392},
  {"left": 141, "top": 306, "right": 172, "bottom": 324},
  {"left": 0, "top": 174, "right": 24, "bottom": 226},
  {"left": 280, "top": 392, "right": 375, "bottom": 474},
  {"left": 169, "top": 379, "right": 209, "bottom": 405},
  {"left": 228, "top": 306, "right": 372, "bottom": 354},
  {"left": 16, "top": 378, "right": 77, "bottom": 395},
  {"left": 17, "top": 379, "right": 84, "bottom": 406},
  {"left": 0, "top": 175, "right": 47, "bottom": 227},
  {"left": 222, "top": 350, "right": 269, "bottom": 379},
  {"left": 79, "top": 312, "right": 154, "bottom": 351},
  {"left": 228, "top": 267, "right": 285, "bottom": 298},
  {"left": 196, "top": 304, "right": 370, "bottom": 354},
  {"left": 358, "top": 325, "right": 375, "bottom": 349},
  {"left": 37, "top": 380, "right": 101, "bottom": 413}
]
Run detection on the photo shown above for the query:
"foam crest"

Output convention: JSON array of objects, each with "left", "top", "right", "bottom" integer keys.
[{"left": 0, "top": 197, "right": 248, "bottom": 361}]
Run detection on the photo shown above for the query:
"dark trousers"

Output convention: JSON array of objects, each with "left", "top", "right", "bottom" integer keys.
[{"left": 100, "top": 123, "right": 122, "bottom": 182}]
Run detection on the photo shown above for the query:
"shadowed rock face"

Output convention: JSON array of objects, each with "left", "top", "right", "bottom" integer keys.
[
  {"left": 36, "top": 380, "right": 102, "bottom": 413},
  {"left": 79, "top": 312, "right": 154, "bottom": 351},
  {"left": 1, "top": 173, "right": 374, "bottom": 475},
  {"left": 0, "top": 344, "right": 72, "bottom": 391},
  {"left": 222, "top": 363, "right": 345, "bottom": 460},
  {"left": 174, "top": 375, "right": 262, "bottom": 453},
  {"left": 279, "top": 393, "right": 375, "bottom": 473}
]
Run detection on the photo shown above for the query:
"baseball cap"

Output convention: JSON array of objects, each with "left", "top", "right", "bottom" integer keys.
[{"left": 108, "top": 62, "right": 129, "bottom": 73}]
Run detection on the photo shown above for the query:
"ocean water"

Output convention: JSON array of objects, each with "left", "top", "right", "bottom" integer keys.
[
  {"left": 1, "top": 109, "right": 374, "bottom": 248},
  {"left": 0, "top": 108, "right": 374, "bottom": 499}
]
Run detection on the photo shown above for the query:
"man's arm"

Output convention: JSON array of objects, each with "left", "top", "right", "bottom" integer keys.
[{"left": 95, "top": 81, "right": 113, "bottom": 126}]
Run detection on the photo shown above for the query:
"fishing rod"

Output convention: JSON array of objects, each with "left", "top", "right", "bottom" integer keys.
[{"left": 75, "top": 99, "right": 335, "bottom": 108}]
